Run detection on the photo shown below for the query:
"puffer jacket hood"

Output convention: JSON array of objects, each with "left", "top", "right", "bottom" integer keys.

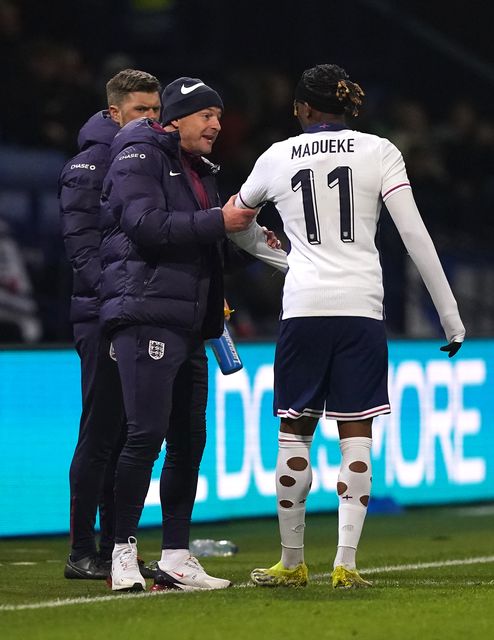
[
  {"left": 110, "top": 117, "right": 175, "bottom": 161},
  {"left": 77, "top": 110, "right": 119, "bottom": 152}
]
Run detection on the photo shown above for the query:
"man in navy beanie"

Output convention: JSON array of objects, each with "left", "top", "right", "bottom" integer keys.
[
  {"left": 100, "top": 76, "right": 286, "bottom": 592},
  {"left": 161, "top": 76, "right": 224, "bottom": 124}
]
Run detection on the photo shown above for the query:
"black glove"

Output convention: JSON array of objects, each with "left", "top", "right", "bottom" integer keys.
[{"left": 440, "top": 341, "right": 462, "bottom": 358}]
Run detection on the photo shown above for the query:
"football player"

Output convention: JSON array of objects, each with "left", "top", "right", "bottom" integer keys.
[{"left": 234, "top": 63, "right": 465, "bottom": 588}]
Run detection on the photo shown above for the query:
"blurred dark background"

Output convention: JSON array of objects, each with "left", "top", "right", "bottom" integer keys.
[{"left": 1, "top": 0, "right": 493, "bottom": 344}]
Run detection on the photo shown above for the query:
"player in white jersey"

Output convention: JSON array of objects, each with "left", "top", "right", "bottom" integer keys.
[{"left": 233, "top": 63, "right": 465, "bottom": 589}]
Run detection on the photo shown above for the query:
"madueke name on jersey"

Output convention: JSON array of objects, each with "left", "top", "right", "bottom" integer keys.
[{"left": 291, "top": 138, "right": 355, "bottom": 160}]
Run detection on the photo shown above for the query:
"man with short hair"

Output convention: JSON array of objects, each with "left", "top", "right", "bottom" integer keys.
[
  {"left": 234, "top": 63, "right": 465, "bottom": 589},
  {"left": 106, "top": 69, "right": 161, "bottom": 127},
  {"left": 59, "top": 69, "right": 161, "bottom": 580},
  {"left": 100, "top": 76, "right": 287, "bottom": 592}
]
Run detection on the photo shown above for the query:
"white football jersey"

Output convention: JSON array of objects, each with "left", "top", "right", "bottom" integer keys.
[{"left": 238, "top": 126, "right": 410, "bottom": 320}]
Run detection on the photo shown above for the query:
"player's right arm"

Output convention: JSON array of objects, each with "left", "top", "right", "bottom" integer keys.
[
  {"left": 230, "top": 150, "right": 288, "bottom": 271},
  {"left": 227, "top": 220, "right": 288, "bottom": 273},
  {"left": 234, "top": 150, "right": 272, "bottom": 211}
]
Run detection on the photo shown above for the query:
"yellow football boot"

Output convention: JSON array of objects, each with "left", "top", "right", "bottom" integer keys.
[
  {"left": 331, "top": 565, "right": 372, "bottom": 589},
  {"left": 251, "top": 560, "right": 308, "bottom": 587}
]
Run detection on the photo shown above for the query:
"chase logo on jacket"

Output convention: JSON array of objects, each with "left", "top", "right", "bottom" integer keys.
[
  {"left": 118, "top": 152, "right": 146, "bottom": 161},
  {"left": 70, "top": 163, "right": 96, "bottom": 170}
]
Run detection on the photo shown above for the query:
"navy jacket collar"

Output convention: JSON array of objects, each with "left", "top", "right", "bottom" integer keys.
[{"left": 304, "top": 122, "right": 350, "bottom": 133}]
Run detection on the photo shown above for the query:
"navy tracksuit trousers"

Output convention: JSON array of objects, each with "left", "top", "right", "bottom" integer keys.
[
  {"left": 70, "top": 320, "right": 126, "bottom": 560},
  {"left": 111, "top": 324, "right": 207, "bottom": 549}
]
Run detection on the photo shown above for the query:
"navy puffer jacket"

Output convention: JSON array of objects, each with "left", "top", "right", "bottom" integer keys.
[
  {"left": 59, "top": 110, "right": 119, "bottom": 322},
  {"left": 100, "top": 118, "right": 227, "bottom": 339}
]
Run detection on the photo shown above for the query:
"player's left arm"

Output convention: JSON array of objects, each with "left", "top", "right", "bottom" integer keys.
[{"left": 385, "top": 188, "right": 465, "bottom": 356}]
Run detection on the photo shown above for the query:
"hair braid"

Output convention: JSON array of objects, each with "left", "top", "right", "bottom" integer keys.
[{"left": 335, "top": 79, "right": 365, "bottom": 117}]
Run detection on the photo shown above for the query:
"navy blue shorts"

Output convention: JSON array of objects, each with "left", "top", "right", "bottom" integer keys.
[{"left": 274, "top": 317, "right": 390, "bottom": 421}]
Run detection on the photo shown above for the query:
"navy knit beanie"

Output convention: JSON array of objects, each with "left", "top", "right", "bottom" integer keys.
[{"left": 162, "top": 77, "right": 224, "bottom": 124}]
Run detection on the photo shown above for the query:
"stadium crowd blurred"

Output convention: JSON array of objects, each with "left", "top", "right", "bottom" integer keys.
[{"left": 1, "top": 0, "right": 493, "bottom": 343}]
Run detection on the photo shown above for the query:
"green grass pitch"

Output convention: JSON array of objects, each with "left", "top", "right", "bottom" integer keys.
[{"left": 1, "top": 505, "right": 493, "bottom": 640}]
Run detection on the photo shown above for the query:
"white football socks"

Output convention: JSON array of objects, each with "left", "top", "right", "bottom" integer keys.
[
  {"left": 334, "top": 436, "right": 372, "bottom": 570},
  {"left": 276, "top": 431, "right": 313, "bottom": 569}
]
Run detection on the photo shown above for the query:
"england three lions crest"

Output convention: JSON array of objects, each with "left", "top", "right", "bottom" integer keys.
[{"left": 149, "top": 340, "right": 165, "bottom": 360}]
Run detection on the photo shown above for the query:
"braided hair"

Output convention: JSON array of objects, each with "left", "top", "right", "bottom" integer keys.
[{"left": 295, "top": 64, "right": 365, "bottom": 117}]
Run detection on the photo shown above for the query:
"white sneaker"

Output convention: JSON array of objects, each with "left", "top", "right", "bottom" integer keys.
[
  {"left": 151, "top": 555, "right": 231, "bottom": 591},
  {"left": 111, "top": 536, "right": 146, "bottom": 592}
]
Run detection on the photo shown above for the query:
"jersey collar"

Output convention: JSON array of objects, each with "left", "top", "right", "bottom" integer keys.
[{"left": 304, "top": 122, "right": 350, "bottom": 133}]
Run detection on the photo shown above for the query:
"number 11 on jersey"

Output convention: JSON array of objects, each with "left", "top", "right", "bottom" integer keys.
[{"left": 291, "top": 166, "right": 355, "bottom": 244}]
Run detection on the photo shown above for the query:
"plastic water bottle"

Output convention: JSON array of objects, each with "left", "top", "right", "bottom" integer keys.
[
  {"left": 208, "top": 323, "right": 243, "bottom": 375},
  {"left": 189, "top": 539, "right": 239, "bottom": 557}
]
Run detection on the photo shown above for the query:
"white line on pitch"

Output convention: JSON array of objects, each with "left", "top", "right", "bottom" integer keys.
[
  {"left": 361, "top": 555, "right": 494, "bottom": 575},
  {"left": 1, "top": 555, "right": 494, "bottom": 612},
  {"left": 309, "top": 554, "right": 494, "bottom": 581},
  {"left": 0, "top": 589, "right": 184, "bottom": 612},
  {"left": 455, "top": 505, "right": 494, "bottom": 517}
]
